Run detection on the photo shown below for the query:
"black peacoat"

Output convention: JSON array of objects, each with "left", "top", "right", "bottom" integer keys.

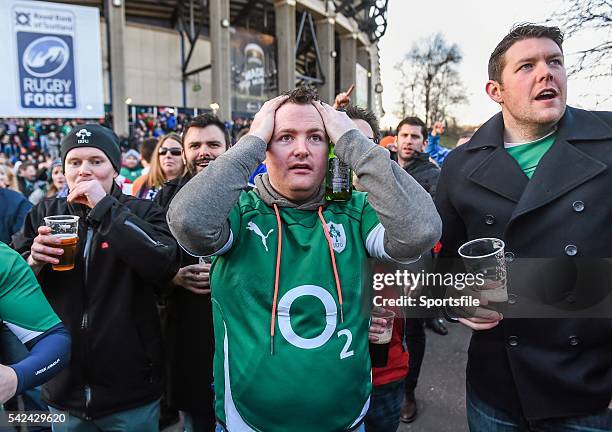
[{"left": 435, "top": 106, "right": 612, "bottom": 421}]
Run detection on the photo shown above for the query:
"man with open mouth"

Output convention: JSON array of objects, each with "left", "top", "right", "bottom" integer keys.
[
  {"left": 154, "top": 114, "right": 231, "bottom": 432},
  {"left": 435, "top": 23, "right": 612, "bottom": 431}
]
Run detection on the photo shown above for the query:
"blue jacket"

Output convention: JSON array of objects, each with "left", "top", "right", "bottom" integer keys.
[
  {"left": 426, "top": 133, "right": 451, "bottom": 165},
  {"left": 0, "top": 188, "right": 32, "bottom": 244}
]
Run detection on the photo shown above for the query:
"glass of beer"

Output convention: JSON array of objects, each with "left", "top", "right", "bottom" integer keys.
[
  {"left": 369, "top": 307, "right": 395, "bottom": 368},
  {"left": 44, "top": 215, "right": 79, "bottom": 271}
]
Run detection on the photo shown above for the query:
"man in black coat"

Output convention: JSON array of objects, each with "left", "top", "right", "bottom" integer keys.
[
  {"left": 155, "top": 114, "right": 230, "bottom": 432},
  {"left": 435, "top": 24, "right": 612, "bottom": 430},
  {"left": 12, "top": 124, "right": 180, "bottom": 429}
]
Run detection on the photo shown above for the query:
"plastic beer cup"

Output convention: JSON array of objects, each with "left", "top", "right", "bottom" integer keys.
[
  {"left": 369, "top": 307, "right": 395, "bottom": 368},
  {"left": 458, "top": 237, "right": 508, "bottom": 302},
  {"left": 44, "top": 215, "right": 79, "bottom": 271}
]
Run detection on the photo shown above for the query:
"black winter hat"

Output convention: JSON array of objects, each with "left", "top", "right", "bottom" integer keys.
[{"left": 61, "top": 124, "right": 121, "bottom": 173}]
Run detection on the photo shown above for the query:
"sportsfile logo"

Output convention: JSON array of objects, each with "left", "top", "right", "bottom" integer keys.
[{"left": 13, "top": 5, "right": 76, "bottom": 109}]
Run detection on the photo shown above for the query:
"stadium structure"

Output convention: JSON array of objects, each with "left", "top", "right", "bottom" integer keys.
[{"left": 47, "top": 0, "right": 388, "bottom": 136}]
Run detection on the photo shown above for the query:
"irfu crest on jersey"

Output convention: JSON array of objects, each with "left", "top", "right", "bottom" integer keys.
[{"left": 327, "top": 222, "right": 346, "bottom": 253}]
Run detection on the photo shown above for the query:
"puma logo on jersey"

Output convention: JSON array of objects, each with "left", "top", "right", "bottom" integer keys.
[{"left": 247, "top": 221, "right": 274, "bottom": 252}]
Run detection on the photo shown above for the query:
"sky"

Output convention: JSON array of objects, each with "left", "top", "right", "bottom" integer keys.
[{"left": 377, "top": 0, "right": 612, "bottom": 128}]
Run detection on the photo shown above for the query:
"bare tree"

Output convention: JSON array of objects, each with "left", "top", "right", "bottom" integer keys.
[
  {"left": 429, "top": 64, "right": 468, "bottom": 122},
  {"left": 393, "top": 60, "right": 418, "bottom": 120},
  {"left": 547, "top": 0, "right": 611, "bottom": 79},
  {"left": 394, "top": 33, "right": 467, "bottom": 125}
]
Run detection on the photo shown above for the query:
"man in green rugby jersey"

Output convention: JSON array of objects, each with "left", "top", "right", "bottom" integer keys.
[{"left": 168, "top": 87, "right": 441, "bottom": 431}]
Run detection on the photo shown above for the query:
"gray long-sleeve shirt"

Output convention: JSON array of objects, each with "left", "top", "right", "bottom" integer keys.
[{"left": 167, "top": 129, "right": 442, "bottom": 261}]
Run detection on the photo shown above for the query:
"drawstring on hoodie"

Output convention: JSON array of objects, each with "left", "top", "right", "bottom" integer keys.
[
  {"left": 271, "top": 204, "right": 283, "bottom": 355},
  {"left": 270, "top": 204, "right": 344, "bottom": 355}
]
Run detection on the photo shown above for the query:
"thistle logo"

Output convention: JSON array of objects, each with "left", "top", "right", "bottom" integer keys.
[
  {"left": 76, "top": 129, "right": 91, "bottom": 144},
  {"left": 23, "top": 36, "right": 70, "bottom": 78}
]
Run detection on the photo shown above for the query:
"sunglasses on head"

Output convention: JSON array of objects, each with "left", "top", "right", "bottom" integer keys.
[{"left": 159, "top": 147, "right": 182, "bottom": 156}]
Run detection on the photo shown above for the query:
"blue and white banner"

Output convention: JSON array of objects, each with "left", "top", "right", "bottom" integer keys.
[{"left": 0, "top": 0, "right": 103, "bottom": 118}]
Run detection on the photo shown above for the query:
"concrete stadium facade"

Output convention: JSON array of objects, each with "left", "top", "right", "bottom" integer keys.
[{"left": 58, "top": 0, "right": 386, "bottom": 135}]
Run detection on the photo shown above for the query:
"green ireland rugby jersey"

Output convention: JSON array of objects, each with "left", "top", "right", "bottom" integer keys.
[
  {"left": 210, "top": 190, "right": 387, "bottom": 432},
  {"left": 0, "top": 242, "right": 60, "bottom": 344}
]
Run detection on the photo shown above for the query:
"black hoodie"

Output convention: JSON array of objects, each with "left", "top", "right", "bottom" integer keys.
[{"left": 402, "top": 151, "right": 440, "bottom": 197}]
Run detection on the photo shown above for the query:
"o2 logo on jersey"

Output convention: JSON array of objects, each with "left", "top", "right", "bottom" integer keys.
[{"left": 277, "top": 285, "right": 354, "bottom": 359}]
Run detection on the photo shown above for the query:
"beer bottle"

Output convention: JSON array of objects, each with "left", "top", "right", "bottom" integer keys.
[{"left": 325, "top": 141, "right": 352, "bottom": 201}]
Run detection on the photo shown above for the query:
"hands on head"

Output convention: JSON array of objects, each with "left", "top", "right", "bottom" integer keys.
[
  {"left": 248, "top": 94, "right": 358, "bottom": 145},
  {"left": 311, "top": 101, "right": 358, "bottom": 144},
  {"left": 248, "top": 95, "right": 289, "bottom": 143}
]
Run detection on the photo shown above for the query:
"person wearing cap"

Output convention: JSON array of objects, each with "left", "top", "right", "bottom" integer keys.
[
  {"left": 120, "top": 149, "right": 143, "bottom": 183},
  {"left": 167, "top": 87, "right": 441, "bottom": 431},
  {"left": 12, "top": 123, "right": 180, "bottom": 430}
]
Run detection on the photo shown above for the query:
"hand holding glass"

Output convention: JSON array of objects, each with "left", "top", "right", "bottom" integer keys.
[{"left": 43, "top": 215, "right": 79, "bottom": 271}]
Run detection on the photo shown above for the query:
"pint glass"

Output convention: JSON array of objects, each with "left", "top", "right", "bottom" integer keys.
[{"left": 44, "top": 215, "right": 79, "bottom": 271}]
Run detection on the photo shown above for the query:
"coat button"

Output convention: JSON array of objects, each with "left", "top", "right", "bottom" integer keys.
[
  {"left": 568, "top": 336, "right": 580, "bottom": 346},
  {"left": 565, "top": 245, "right": 578, "bottom": 256},
  {"left": 566, "top": 294, "right": 576, "bottom": 304},
  {"left": 507, "top": 336, "right": 519, "bottom": 347},
  {"left": 505, "top": 252, "right": 515, "bottom": 262},
  {"left": 484, "top": 214, "right": 495, "bottom": 225},
  {"left": 572, "top": 201, "right": 585, "bottom": 212},
  {"left": 508, "top": 294, "right": 518, "bottom": 305}
]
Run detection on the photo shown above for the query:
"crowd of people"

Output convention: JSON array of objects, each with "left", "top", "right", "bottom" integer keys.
[
  {"left": 0, "top": 23, "right": 611, "bottom": 432},
  {"left": 0, "top": 111, "right": 252, "bottom": 163}
]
